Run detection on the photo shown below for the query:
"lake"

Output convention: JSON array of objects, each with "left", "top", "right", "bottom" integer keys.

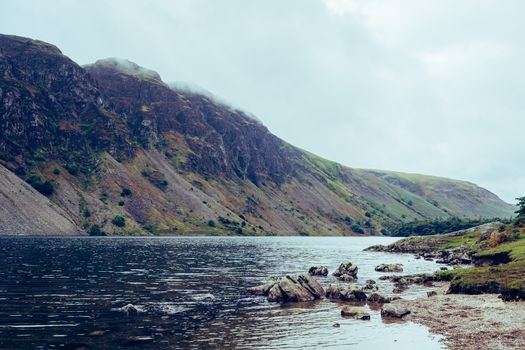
[{"left": 0, "top": 236, "right": 446, "bottom": 349}]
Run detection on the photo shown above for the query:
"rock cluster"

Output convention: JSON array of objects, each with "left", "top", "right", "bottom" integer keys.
[
  {"left": 379, "top": 273, "right": 435, "bottom": 293},
  {"left": 332, "top": 261, "right": 358, "bottom": 281},
  {"left": 375, "top": 263, "right": 404, "bottom": 272},
  {"left": 326, "top": 284, "right": 367, "bottom": 302}
]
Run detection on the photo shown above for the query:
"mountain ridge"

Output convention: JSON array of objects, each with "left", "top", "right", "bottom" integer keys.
[{"left": 0, "top": 34, "right": 515, "bottom": 235}]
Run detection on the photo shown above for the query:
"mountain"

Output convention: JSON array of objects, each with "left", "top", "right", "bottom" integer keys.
[{"left": 0, "top": 34, "right": 515, "bottom": 236}]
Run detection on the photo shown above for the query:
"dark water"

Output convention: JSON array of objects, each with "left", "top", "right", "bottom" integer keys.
[{"left": 0, "top": 236, "right": 446, "bottom": 349}]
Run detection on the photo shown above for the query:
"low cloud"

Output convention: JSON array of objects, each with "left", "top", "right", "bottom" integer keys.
[{"left": 0, "top": 0, "right": 523, "bottom": 202}]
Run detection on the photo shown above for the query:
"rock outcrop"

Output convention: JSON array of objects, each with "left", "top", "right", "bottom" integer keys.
[
  {"left": 326, "top": 284, "right": 367, "bottom": 302},
  {"left": 248, "top": 274, "right": 324, "bottom": 303}
]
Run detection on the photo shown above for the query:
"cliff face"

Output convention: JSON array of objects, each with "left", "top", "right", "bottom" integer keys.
[
  {"left": 0, "top": 34, "right": 515, "bottom": 236},
  {"left": 0, "top": 35, "right": 134, "bottom": 176}
]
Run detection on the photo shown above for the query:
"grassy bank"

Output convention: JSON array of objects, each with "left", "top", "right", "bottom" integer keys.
[
  {"left": 439, "top": 228, "right": 525, "bottom": 299},
  {"left": 370, "top": 222, "right": 525, "bottom": 300}
]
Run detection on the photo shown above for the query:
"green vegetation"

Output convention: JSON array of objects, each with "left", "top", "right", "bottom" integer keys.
[
  {"left": 120, "top": 188, "right": 132, "bottom": 196},
  {"left": 410, "top": 220, "right": 525, "bottom": 300},
  {"left": 386, "top": 217, "right": 504, "bottom": 237},
  {"left": 111, "top": 215, "right": 126, "bottom": 227},
  {"left": 515, "top": 196, "right": 525, "bottom": 218},
  {"left": 351, "top": 224, "right": 364, "bottom": 234},
  {"left": 26, "top": 174, "right": 54, "bottom": 197},
  {"left": 143, "top": 223, "right": 157, "bottom": 233},
  {"left": 89, "top": 224, "right": 105, "bottom": 236},
  {"left": 207, "top": 220, "right": 216, "bottom": 227},
  {"left": 141, "top": 167, "right": 168, "bottom": 191},
  {"left": 63, "top": 163, "right": 79, "bottom": 176},
  {"left": 52, "top": 168, "right": 60, "bottom": 175},
  {"left": 441, "top": 229, "right": 525, "bottom": 300}
]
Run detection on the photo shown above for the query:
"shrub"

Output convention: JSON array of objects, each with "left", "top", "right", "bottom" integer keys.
[
  {"left": 143, "top": 223, "right": 157, "bottom": 233},
  {"left": 159, "top": 180, "right": 168, "bottom": 191},
  {"left": 118, "top": 200, "right": 125, "bottom": 206},
  {"left": 26, "top": 174, "right": 54, "bottom": 197},
  {"left": 207, "top": 220, "right": 216, "bottom": 227},
  {"left": 63, "top": 163, "right": 79, "bottom": 176},
  {"left": 120, "top": 188, "right": 132, "bottom": 197},
  {"left": 52, "top": 168, "right": 60, "bottom": 175},
  {"left": 83, "top": 208, "right": 91, "bottom": 218},
  {"left": 351, "top": 224, "right": 364, "bottom": 234},
  {"left": 89, "top": 224, "right": 105, "bottom": 236},
  {"left": 112, "top": 215, "right": 126, "bottom": 227}
]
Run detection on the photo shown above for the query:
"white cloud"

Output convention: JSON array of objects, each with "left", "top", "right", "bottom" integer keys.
[
  {"left": 417, "top": 42, "right": 511, "bottom": 79},
  {"left": 323, "top": 0, "right": 360, "bottom": 16}
]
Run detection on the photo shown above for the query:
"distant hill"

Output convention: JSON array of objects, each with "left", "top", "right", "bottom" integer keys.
[{"left": 0, "top": 34, "right": 515, "bottom": 235}]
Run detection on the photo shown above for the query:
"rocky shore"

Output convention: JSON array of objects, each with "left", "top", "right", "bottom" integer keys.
[
  {"left": 400, "top": 283, "right": 525, "bottom": 349},
  {"left": 245, "top": 222, "right": 525, "bottom": 349}
]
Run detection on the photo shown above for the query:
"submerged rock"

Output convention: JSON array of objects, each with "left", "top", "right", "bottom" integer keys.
[
  {"left": 381, "top": 304, "right": 410, "bottom": 318},
  {"left": 375, "top": 264, "right": 404, "bottom": 273},
  {"left": 326, "top": 284, "right": 367, "bottom": 302},
  {"left": 333, "top": 261, "right": 358, "bottom": 280},
  {"left": 120, "top": 304, "right": 139, "bottom": 316},
  {"left": 341, "top": 306, "right": 370, "bottom": 320},
  {"left": 308, "top": 266, "right": 328, "bottom": 276}
]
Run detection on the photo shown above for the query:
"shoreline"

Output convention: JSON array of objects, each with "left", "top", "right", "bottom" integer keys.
[{"left": 399, "top": 282, "right": 525, "bottom": 349}]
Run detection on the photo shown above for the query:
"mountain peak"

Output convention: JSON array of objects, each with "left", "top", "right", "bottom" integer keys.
[{"left": 84, "top": 58, "right": 163, "bottom": 83}]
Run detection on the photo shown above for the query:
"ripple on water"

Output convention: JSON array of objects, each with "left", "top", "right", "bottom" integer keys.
[{"left": 0, "top": 236, "right": 446, "bottom": 349}]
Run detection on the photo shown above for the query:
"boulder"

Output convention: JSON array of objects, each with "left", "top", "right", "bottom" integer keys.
[
  {"left": 267, "top": 274, "right": 324, "bottom": 303},
  {"left": 427, "top": 291, "right": 437, "bottom": 297},
  {"left": 381, "top": 304, "right": 410, "bottom": 318},
  {"left": 326, "top": 284, "right": 367, "bottom": 302},
  {"left": 367, "top": 292, "right": 391, "bottom": 304},
  {"left": 375, "top": 264, "right": 404, "bottom": 273},
  {"left": 341, "top": 306, "right": 370, "bottom": 320},
  {"left": 308, "top": 266, "right": 328, "bottom": 276},
  {"left": 333, "top": 261, "right": 358, "bottom": 280}
]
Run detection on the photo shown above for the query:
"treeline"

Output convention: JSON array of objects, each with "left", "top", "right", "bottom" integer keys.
[{"left": 386, "top": 217, "right": 510, "bottom": 237}]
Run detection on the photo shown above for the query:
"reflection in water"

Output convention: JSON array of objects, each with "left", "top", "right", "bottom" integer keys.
[{"left": 0, "top": 236, "right": 445, "bottom": 349}]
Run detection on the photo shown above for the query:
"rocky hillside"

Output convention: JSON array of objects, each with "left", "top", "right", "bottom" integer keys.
[
  {"left": 0, "top": 164, "right": 78, "bottom": 234},
  {"left": 0, "top": 34, "right": 515, "bottom": 235}
]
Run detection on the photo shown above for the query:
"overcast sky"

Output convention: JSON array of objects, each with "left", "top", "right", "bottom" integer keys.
[{"left": 1, "top": 0, "right": 523, "bottom": 203}]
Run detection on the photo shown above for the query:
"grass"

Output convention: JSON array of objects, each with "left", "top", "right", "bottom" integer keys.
[{"left": 432, "top": 225, "right": 525, "bottom": 297}]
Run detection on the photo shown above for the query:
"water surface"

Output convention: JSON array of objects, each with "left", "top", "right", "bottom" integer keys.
[{"left": 0, "top": 236, "right": 446, "bottom": 349}]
